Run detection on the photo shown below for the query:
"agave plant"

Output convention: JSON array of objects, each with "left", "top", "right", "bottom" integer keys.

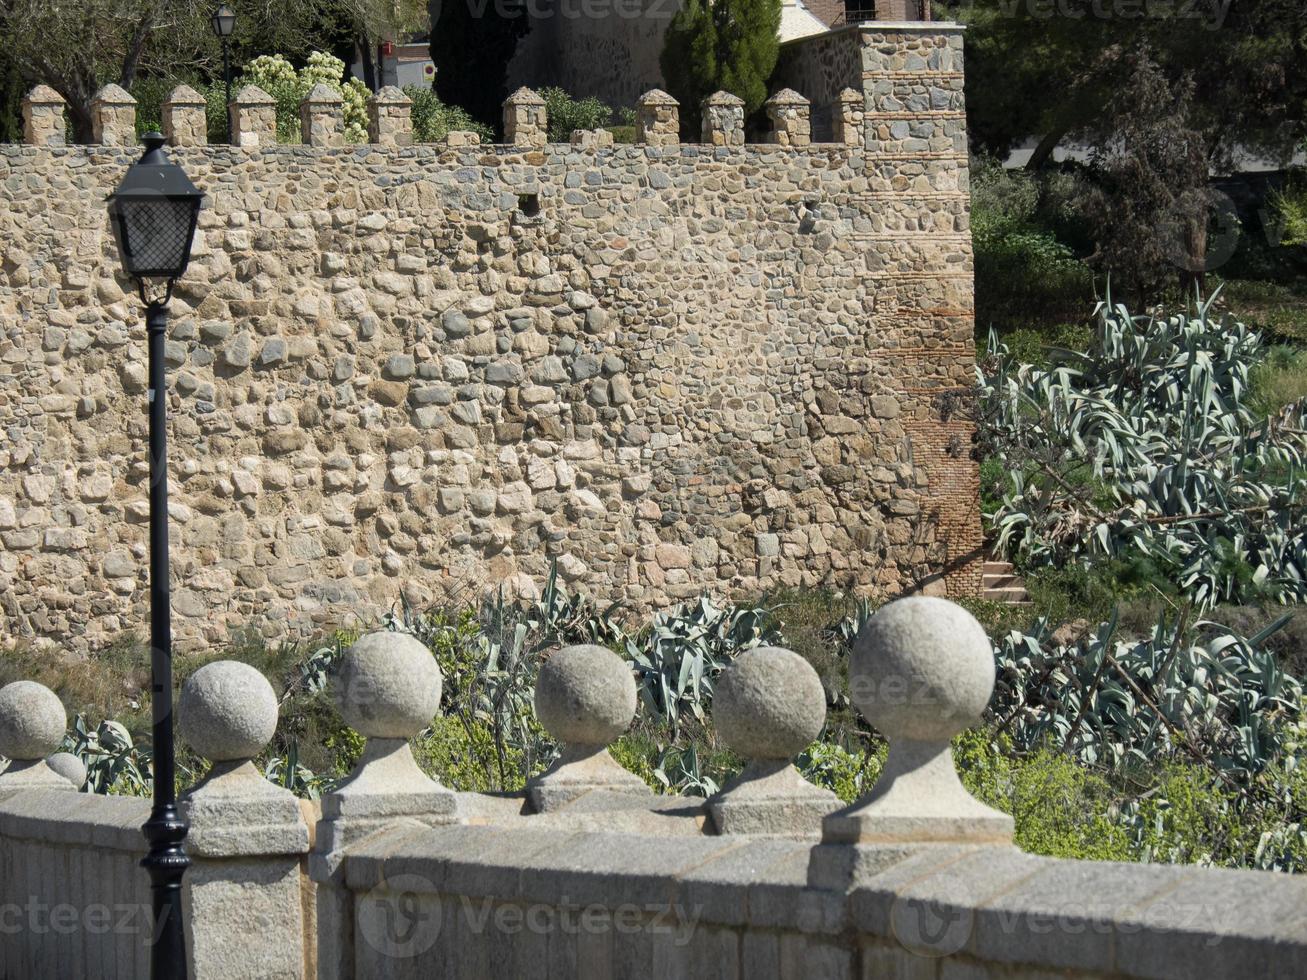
[
  {"left": 624, "top": 596, "right": 777, "bottom": 735},
  {"left": 978, "top": 291, "right": 1307, "bottom": 609},
  {"left": 65, "top": 715, "right": 153, "bottom": 796},
  {"left": 990, "top": 611, "right": 1302, "bottom": 782}
]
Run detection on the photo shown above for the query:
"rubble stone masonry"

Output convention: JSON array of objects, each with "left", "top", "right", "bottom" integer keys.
[{"left": 0, "top": 24, "right": 980, "bottom": 651}]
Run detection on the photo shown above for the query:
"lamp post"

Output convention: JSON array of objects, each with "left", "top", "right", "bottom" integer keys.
[
  {"left": 108, "top": 133, "right": 205, "bottom": 980},
  {"left": 210, "top": 4, "right": 236, "bottom": 142}
]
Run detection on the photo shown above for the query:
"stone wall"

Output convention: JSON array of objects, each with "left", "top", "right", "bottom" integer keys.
[{"left": 0, "top": 25, "right": 980, "bottom": 652}]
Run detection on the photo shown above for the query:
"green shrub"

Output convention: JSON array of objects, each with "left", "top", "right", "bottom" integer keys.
[
  {"left": 238, "top": 52, "right": 370, "bottom": 143},
  {"left": 1248, "top": 343, "right": 1307, "bottom": 420},
  {"left": 971, "top": 158, "right": 1094, "bottom": 333},
  {"left": 405, "top": 85, "right": 494, "bottom": 143},
  {"left": 797, "top": 740, "right": 884, "bottom": 804},
  {"left": 981, "top": 296, "right": 1307, "bottom": 608},
  {"left": 955, "top": 732, "right": 1135, "bottom": 862},
  {"left": 1272, "top": 175, "right": 1307, "bottom": 248},
  {"left": 414, "top": 716, "right": 519, "bottom": 793},
  {"left": 539, "top": 87, "right": 612, "bottom": 143}
]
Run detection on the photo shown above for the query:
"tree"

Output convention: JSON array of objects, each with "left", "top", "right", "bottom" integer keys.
[
  {"left": 660, "top": 0, "right": 779, "bottom": 136},
  {"left": 932, "top": 0, "right": 1307, "bottom": 295},
  {"left": 661, "top": 0, "right": 718, "bottom": 134},
  {"left": 936, "top": 0, "right": 1307, "bottom": 172},
  {"left": 0, "top": 0, "right": 356, "bottom": 142},
  {"left": 427, "top": 0, "right": 529, "bottom": 132},
  {"left": 1078, "top": 52, "right": 1211, "bottom": 303},
  {"left": 346, "top": 0, "right": 427, "bottom": 92}
]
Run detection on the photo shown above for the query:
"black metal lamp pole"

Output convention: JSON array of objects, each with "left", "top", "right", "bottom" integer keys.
[
  {"left": 210, "top": 5, "right": 237, "bottom": 143},
  {"left": 108, "top": 133, "right": 205, "bottom": 980}
]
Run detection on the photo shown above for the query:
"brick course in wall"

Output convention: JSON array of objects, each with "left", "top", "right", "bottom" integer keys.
[{"left": 0, "top": 25, "right": 980, "bottom": 651}]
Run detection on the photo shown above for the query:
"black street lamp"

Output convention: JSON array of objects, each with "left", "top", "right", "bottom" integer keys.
[
  {"left": 210, "top": 5, "right": 236, "bottom": 142},
  {"left": 107, "top": 133, "right": 205, "bottom": 980}
]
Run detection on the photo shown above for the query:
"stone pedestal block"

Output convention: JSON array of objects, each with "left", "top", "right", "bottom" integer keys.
[
  {"left": 300, "top": 83, "right": 344, "bottom": 147},
  {"left": 526, "top": 644, "right": 649, "bottom": 813},
  {"left": 230, "top": 84, "right": 277, "bottom": 148},
  {"left": 22, "top": 86, "right": 67, "bottom": 147},
  {"left": 636, "top": 89, "right": 680, "bottom": 146},
  {"left": 177, "top": 660, "right": 313, "bottom": 978},
  {"left": 835, "top": 87, "right": 865, "bottom": 146},
  {"left": 0, "top": 680, "right": 75, "bottom": 799},
  {"left": 765, "top": 89, "right": 812, "bottom": 148},
  {"left": 504, "top": 86, "right": 547, "bottom": 148},
  {"left": 701, "top": 91, "right": 745, "bottom": 147},
  {"left": 162, "top": 85, "right": 209, "bottom": 146},
  {"left": 811, "top": 598, "right": 1013, "bottom": 889},
  {"left": 570, "top": 128, "right": 615, "bottom": 151},
  {"left": 91, "top": 84, "right": 137, "bottom": 146},
  {"left": 310, "top": 632, "right": 459, "bottom": 980},
  {"left": 368, "top": 86, "right": 413, "bottom": 146},
  {"left": 705, "top": 647, "right": 839, "bottom": 836}
]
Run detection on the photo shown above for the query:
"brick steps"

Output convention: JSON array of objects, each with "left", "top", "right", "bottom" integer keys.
[{"left": 982, "top": 560, "right": 1031, "bottom": 606}]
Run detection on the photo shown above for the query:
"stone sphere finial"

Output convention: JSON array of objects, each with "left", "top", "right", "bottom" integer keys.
[
  {"left": 47, "top": 752, "right": 88, "bottom": 789},
  {"left": 716, "top": 647, "right": 825, "bottom": 760},
  {"left": 0, "top": 681, "right": 67, "bottom": 761},
  {"left": 527, "top": 645, "right": 646, "bottom": 812},
  {"left": 534, "top": 644, "right": 636, "bottom": 747},
  {"left": 178, "top": 661, "right": 279, "bottom": 762},
  {"left": 335, "top": 632, "right": 442, "bottom": 739},
  {"left": 810, "top": 596, "right": 1013, "bottom": 866},
  {"left": 850, "top": 596, "right": 993, "bottom": 743}
]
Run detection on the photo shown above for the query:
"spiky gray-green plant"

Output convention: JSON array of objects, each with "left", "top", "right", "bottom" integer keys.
[{"left": 979, "top": 292, "right": 1307, "bottom": 608}]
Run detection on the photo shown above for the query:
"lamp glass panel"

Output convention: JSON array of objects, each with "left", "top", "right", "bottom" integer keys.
[{"left": 118, "top": 197, "right": 197, "bottom": 278}]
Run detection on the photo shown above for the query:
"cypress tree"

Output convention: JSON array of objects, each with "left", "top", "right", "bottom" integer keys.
[
  {"left": 660, "top": 0, "right": 718, "bottom": 136},
  {"left": 714, "top": 0, "right": 781, "bottom": 120},
  {"left": 428, "top": 0, "right": 531, "bottom": 133},
  {"left": 659, "top": 0, "right": 780, "bottom": 137}
]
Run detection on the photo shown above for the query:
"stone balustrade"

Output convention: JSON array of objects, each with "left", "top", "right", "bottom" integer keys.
[{"left": 2, "top": 598, "right": 1306, "bottom": 977}]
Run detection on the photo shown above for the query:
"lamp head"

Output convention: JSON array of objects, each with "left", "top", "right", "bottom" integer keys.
[{"left": 107, "top": 133, "right": 204, "bottom": 287}]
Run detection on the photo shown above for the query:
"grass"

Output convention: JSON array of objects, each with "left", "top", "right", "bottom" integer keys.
[
  {"left": 1217, "top": 278, "right": 1307, "bottom": 343},
  {"left": 1249, "top": 343, "right": 1307, "bottom": 419}
]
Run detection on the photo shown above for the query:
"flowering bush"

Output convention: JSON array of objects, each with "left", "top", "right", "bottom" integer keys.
[{"left": 239, "top": 51, "right": 370, "bottom": 143}]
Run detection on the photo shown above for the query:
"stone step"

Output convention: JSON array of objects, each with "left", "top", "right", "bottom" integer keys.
[
  {"left": 982, "top": 574, "right": 1022, "bottom": 589},
  {"left": 983, "top": 561, "right": 1014, "bottom": 574},
  {"left": 984, "top": 586, "right": 1030, "bottom": 601}
]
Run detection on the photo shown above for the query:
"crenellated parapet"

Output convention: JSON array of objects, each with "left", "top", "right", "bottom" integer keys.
[{"left": 14, "top": 78, "right": 921, "bottom": 153}]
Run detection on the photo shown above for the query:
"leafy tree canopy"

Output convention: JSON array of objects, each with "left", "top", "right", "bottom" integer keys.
[
  {"left": 935, "top": 0, "right": 1307, "bottom": 170},
  {"left": 0, "top": 0, "right": 393, "bottom": 141},
  {"left": 661, "top": 0, "right": 780, "bottom": 135}
]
